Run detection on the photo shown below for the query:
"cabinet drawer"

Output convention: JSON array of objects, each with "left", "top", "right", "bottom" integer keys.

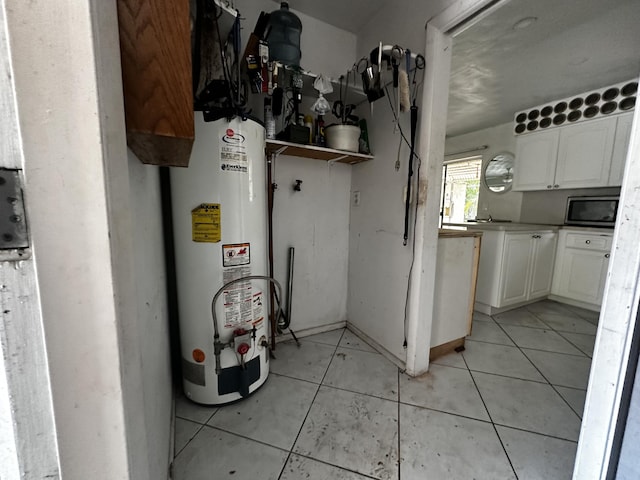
[{"left": 565, "top": 233, "right": 612, "bottom": 251}]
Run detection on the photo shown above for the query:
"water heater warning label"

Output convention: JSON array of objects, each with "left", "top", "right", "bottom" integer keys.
[
  {"left": 252, "top": 291, "right": 264, "bottom": 327},
  {"left": 191, "top": 203, "right": 221, "bottom": 243},
  {"left": 223, "top": 266, "right": 252, "bottom": 328},
  {"left": 222, "top": 243, "right": 250, "bottom": 267}
]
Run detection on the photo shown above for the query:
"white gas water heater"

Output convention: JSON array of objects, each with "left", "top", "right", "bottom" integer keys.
[{"left": 171, "top": 115, "right": 278, "bottom": 405}]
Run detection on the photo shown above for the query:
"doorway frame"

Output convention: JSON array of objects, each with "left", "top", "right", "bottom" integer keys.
[{"left": 416, "top": 1, "right": 640, "bottom": 478}]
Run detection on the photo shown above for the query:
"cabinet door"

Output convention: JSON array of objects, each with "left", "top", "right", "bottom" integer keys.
[
  {"left": 609, "top": 112, "right": 634, "bottom": 186},
  {"left": 500, "top": 233, "right": 532, "bottom": 306},
  {"left": 528, "top": 232, "right": 557, "bottom": 299},
  {"left": 555, "top": 117, "right": 615, "bottom": 188},
  {"left": 513, "top": 130, "right": 559, "bottom": 191},
  {"left": 555, "top": 248, "right": 609, "bottom": 304}
]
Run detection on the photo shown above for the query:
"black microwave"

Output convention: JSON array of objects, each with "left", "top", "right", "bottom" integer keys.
[{"left": 565, "top": 195, "right": 618, "bottom": 228}]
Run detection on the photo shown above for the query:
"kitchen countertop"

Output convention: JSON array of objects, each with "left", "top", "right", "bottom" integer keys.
[
  {"left": 443, "top": 222, "right": 616, "bottom": 234},
  {"left": 438, "top": 228, "right": 483, "bottom": 238},
  {"left": 559, "top": 225, "right": 615, "bottom": 234},
  {"left": 443, "top": 222, "right": 560, "bottom": 232}
]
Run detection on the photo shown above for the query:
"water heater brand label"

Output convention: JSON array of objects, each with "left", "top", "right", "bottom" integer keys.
[
  {"left": 222, "top": 243, "right": 250, "bottom": 267},
  {"left": 220, "top": 128, "right": 248, "bottom": 173},
  {"left": 191, "top": 203, "right": 221, "bottom": 242}
]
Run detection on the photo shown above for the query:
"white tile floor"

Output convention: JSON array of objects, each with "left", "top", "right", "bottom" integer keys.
[{"left": 172, "top": 300, "right": 598, "bottom": 480}]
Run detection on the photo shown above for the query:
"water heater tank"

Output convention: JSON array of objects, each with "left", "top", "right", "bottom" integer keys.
[{"left": 171, "top": 116, "right": 269, "bottom": 405}]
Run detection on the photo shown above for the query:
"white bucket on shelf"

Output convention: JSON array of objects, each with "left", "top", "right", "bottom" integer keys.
[{"left": 325, "top": 124, "right": 360, "bottom": 152}]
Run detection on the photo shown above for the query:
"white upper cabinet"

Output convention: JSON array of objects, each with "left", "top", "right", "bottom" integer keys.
[
  {"left": 513, "top": 115, "right": 623, "bottom": 191},
  {"left": 513, "top": 130, "right": 559, "bottom": 191},
  {"left": 609, "top": 112, "right": 634, "bottom": 186},
  {"left": 555, "top": 117, "right": 616, "bottom": 188}
]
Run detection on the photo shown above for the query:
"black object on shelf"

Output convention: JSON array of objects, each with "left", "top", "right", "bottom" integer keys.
[{"left": 277, "top": 124, "right": 310, "bottom": 144}]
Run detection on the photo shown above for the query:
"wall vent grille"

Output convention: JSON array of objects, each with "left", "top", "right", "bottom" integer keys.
[{"left": 513, "top": 79, "right": 637, "bottom": 135}]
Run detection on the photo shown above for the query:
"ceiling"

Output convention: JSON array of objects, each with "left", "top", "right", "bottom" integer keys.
[
  {"left": 287, "top": 0, "right": 387, "bottom": 34},
  {"left": 290, "top": 0, "right": 640, "bottom": 138},
  {"left": 447, "top": 0, "right": 640, "bottom": 136}
]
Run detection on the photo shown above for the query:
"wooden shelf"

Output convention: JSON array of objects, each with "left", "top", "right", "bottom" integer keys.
[{"left": 266, "top": 140, "right": 373, "bottom": 164}]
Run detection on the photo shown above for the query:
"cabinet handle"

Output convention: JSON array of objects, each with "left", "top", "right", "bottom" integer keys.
[
  {"left": 585, "top": 240, "right": 591, "bottom": 244},
  {"left": 547, "top": 185, "right": 552, "bottom": 189},
  {"left": 553, "top": 184, "right": 559, "bottom": 188},
  {"left": 605, "top": 253, "right": 610, "bottom": 258}
]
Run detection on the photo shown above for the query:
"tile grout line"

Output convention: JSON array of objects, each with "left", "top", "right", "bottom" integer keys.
[
  {"left": 398, "top": 399, "right": 497, "bottom": 426},
  {"left": 172, "top": 395, "right": 219, "bottom": 461},
  {"left": 311, "top": 380, "right": 400, "bottom": 404},
  {"left": 492, "top": 312, "right": 585, "bottom": 421},
  {"left": 467, "top": 337, "right": 589, "bottom": 359},
  {"left": 490, "top": 421, "right": 580, "bottom": 444},
  {"left": 288, "top": 452, "right": 382, "bottom": 480},
  {"left": 555, "top": 330, "right": 593, "bottom": 358},
  {"left": 276, "top": 327, "right": 347, "bottom": 480},
  {"left": 462, "top": 351, "right": 520, "bottom": 479},
  {"left": 519, "top": 349, "right": 585, "bottom": 420},
  {"left": 173, "top": 418, "right": 211, "bottom": 461},
  {"left": 466, "top": 367, "right": 581, "bottom": 443},
  {"left": 203, "top": 423, "right": 291, "bottom": 453},
  {"left": 492, "top": 319, "right": 556, "bottom": 386}
]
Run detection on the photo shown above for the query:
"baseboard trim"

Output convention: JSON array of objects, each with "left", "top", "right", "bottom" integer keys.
[{"left": 346, "top": 322, "right": 407, "bottom": 371}]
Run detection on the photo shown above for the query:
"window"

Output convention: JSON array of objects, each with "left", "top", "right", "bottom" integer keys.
[{"left": 440, "top": 156, "right": 482, "bottom": 225}]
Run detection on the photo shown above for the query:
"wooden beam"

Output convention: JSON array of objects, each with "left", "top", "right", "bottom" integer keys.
[{"left": 116, "top": 0, "right": 194, "bottom": 167}]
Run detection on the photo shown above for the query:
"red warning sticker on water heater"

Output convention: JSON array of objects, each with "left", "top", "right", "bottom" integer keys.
[{"left": 222, "top": 243, "right": 251, "bottom": 267}]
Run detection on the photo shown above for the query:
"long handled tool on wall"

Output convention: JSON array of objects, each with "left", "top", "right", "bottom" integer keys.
[{"left": 403, "top": 103, "right": 418, "bottom": 246}]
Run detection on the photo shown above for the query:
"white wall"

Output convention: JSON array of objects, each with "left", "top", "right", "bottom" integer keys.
[
  {"left": 272, "top": 157, "right": 351, "bottom": 333},
  {"left": 348, "top": 1, "right": 453, "bottom": 361},
  {"left": 234, "top": 0, "right": 357, "bottom": 336},
  {"left": 6, "top": 1, "right": 172, "bottom": 478},
  {"left": 127, "top": 154, "right": 173, "bottom": 479},
  {"left": 0, "top": 1, "right": 59, "bottom": 476},
  {"left": 445, "top": 122, "right": 523, "bottom": 222},
  {"left": 356, "top": 0, "right": 451, "bottom": 59},
  {"left": 347, "top": 107, "right": 415, "bottom": 361}
]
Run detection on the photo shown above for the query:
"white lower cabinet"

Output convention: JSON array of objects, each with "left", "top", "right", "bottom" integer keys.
[
  {"left": 551, "top": 230, "right": 612, "bottom": 308},
  {"left": 475, "top": 229, "right": 557, "bottom": 314},
  {"left": 529, "top": 232, "right": 558, "bottom": 298}
]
